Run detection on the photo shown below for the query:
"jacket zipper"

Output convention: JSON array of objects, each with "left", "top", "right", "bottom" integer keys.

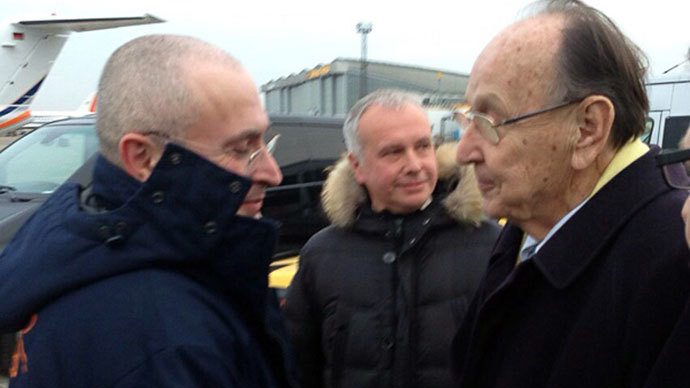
[{"left": 391, "top": 217, "right": 403, "bottom": 388}]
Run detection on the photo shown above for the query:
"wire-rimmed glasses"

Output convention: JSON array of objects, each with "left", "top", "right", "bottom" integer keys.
[
  {"left": 454, "top": 98, "right": 585, "bottom": 144},
  {"left": 142, "top": 131, "right": 280, "bottom": 173}
]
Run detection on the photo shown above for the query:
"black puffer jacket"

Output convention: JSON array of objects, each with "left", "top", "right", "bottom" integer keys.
[{"left": 283, "top": 143, "right": 500, "bottom": 388}]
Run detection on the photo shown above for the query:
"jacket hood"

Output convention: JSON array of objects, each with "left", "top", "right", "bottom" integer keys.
[
  {"left": 0, "top": 144, "right": 278, "bottom": 332},
  {"left": 321, "top": 141, "right": 484, "bottom": 228}
]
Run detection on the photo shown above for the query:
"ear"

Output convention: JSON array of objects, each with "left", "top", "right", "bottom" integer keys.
[
  {"left": 571, "top": 95, "right": 615, "bottom": 171},
  {"left": 118, "top": 133, "right": 162, "bottom": 182},
  {"left": 347, "top": 152, "right": 366, "bottom": 184}
]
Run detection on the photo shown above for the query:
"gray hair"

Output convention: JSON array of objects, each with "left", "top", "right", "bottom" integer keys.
[
  {"left": 96, "top": 34, "right": 239, "bottom": 165},
  {"left": 525, "top": 0, "right": 649, "bottom": 149},
  {"left": 343, "top": 88, "right": 421, "bottom": 158}
]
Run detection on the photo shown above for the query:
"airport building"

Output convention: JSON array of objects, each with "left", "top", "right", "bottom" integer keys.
[{"left": 261, "top": 58, "right": 470, "bottom": 117}]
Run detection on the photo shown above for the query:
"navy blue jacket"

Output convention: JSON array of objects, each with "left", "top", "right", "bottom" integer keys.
[
  {"left": 451, "top": 149, "right": 690, "bottom": 388},
  {"left": 0, "top": 144, "right": 298, "bottom": 387}
]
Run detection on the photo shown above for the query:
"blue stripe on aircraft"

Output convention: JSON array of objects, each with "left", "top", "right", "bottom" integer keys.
[{"left": 0, "top": 77, "right": 47, "bottom": 118}]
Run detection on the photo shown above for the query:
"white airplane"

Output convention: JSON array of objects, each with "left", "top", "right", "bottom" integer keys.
[{"left": 0, "top": 14, "right": 164, "bottom": 135}]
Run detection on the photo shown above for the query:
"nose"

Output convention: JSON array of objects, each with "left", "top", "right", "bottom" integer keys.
[
  {"left": 456, "top": 123, "right": 484, "bottom": 165},
  {"left": 403, "top": 148, "right": 423, "bottom": 173},
  {"left": 249, "top": 151, "right": 282, "bottom": 187}
]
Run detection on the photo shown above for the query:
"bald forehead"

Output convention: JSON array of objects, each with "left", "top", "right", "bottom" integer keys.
[
  {"left": 468, "top": 14, "right": 565, "bottom": 109},
  {"left": 361, "top": 100, "right": 423, "bottom": 118},
  {"left": 188, "top": 62, "right": 259, "bottom": 114},
  {"left": 498, "top": 15, "right": 562, "bottom": 59}
]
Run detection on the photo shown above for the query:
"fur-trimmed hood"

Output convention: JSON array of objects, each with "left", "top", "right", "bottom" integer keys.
[{"left": 320, "top": 141, "right": 484, "bottom": 228}]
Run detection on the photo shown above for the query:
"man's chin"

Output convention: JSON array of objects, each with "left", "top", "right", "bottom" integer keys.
[
  {"left": 481, "top": 198, "right": 507, "bottom": 220},
  {"left": 237, "top": 201, "right": 263, "bottom": 218}
]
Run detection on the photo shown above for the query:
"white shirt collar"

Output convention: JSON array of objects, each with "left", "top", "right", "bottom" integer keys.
[{"left": 519, "top": 197, "right": 590, "bottom": 262}]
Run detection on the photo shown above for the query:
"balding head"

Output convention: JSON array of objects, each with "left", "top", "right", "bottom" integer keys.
[
  {"left": 533, "top": 0, "right": 648, "bottom": 149},
  {"left": 470, "top": 14, "right": 565, "bottom": 114},
  {"left": 96, "top": 34, "right": 241, "bottom": 166},
  {"left": 470, "top": 0, "right": 648, "bottom": 150}
]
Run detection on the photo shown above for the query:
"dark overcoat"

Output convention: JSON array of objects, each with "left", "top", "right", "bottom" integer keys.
[{"left": 452, "top": 149, "right": 690, "bottom": 388}]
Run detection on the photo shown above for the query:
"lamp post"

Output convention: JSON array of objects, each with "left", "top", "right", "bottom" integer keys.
[{"left": 356, "top": 22, "right": 372, "bottom": 98}]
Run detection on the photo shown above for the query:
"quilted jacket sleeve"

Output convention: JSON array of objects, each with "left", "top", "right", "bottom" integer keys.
[{"left": 282, "top": 242, "right": 325, "bottom": 388}]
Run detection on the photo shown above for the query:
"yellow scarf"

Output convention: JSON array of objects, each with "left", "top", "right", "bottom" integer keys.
[{"left": 590, "top": 138, "right": 649, "bottom": 196}]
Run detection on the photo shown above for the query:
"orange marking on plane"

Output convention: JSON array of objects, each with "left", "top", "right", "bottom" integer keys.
[
  {"left": 88, "top": 94, "right": 97, "bottom": 112},
  {"left": 0, "top": 110, "right": 31, "bottom": 129}
]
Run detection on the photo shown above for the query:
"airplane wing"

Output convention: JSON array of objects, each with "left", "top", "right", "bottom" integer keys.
[
  {"left": 14, "top": 14, "right": 164, "bottom": 32},
  {"left": 0, "top": 14, "right": 164, "bottom": 136}
]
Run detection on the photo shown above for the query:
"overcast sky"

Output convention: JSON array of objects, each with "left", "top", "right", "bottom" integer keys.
[{"left": 4, "top": 0, "right": 689, "bottom": 111}]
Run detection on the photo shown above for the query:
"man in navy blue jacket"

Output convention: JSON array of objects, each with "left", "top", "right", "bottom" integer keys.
[
  {"left": 0, "top": 34, "right": 298, "bottom": 387},
  {"left": 451, "top": 1, "right": 690, "bottom": 387}
]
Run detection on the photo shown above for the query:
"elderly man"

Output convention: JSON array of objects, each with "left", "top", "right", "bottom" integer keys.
[
  {"left": 0, "top": 35, "right": 297, "bottom": 387},
  {"left": 451, "top": 1, "right": 690, "bottom": 387},
  {"left": 283, "top": 89, "right": 500, "bottom": 388}
]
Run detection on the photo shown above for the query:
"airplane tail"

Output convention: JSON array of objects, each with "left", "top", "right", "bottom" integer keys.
[
  {"left": 77, "top": 93, "right": 97, "bottom": 114},
  {"left": 0, "top": 14, "right": 163, "bottom": 136}
]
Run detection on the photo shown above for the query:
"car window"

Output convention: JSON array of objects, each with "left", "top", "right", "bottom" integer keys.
[
  {"left": 0, "top": 122, "right": 98, "bottom": 193},
  {"left": 642, "top": 117, "right": 653, "bottom": 144}
]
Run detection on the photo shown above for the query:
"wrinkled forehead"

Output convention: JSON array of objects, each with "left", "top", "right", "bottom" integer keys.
[{"left": 468, "top": 14, "right": 565, "bottom": 109}]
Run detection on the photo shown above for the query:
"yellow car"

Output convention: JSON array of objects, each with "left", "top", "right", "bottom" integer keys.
[
  {"left": 268, "top": 219, "right": 506, "bottom": 304},
  {"left": 269, "top": 256, "right": 299, "bottom": 305}
]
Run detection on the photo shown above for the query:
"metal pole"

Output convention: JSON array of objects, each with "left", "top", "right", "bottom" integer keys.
[
  {"left": 356, "top": 22, "right": 372, "bottom": 98},
  {"left": 360, "top": 32, "right": 367, "bottom": 98}
]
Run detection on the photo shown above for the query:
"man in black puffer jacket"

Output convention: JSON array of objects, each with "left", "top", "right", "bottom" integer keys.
[{"left": 283, "top": 89, "right": 500, "bottom": 388}]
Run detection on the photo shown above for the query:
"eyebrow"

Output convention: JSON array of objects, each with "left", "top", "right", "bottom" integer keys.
[
  {"left": 471, "top": 92, "right": 509, "bottom": 117},
  {"left": 378, "top": 142, "right": 402, "bottom": 152},
  {"left": 219, "top": 128, "right": 266, "bottom": 147},
  {"left": 378, "top": 135, "right": 432, "bottom": 152}
]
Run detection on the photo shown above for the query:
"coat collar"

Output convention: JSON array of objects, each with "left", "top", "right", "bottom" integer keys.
[
  {"left": 81, "top": 144, "right": 269, "bottom": 255},
  {"left": 0, "top": 144, "right": 281, "bottom": 331},
  {"left": 321, "top": 142, "right": 485, "bottom": 228},
  {"left": 498, "top": 148, "right": 675, "bottom": 289}
]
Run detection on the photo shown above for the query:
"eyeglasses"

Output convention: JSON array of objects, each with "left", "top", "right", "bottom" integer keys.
[
  {"left": 248, "top": 134, "right": 280, "bottom": 166},
  {"left": 657, "top": 148, "right": 690, "bottom": 190},
  {"left": 142, "top": 131, "right": 280, "bottom": 173},
  {"left": 454, "top": 98, "right": 585, "bottom": 144}
]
